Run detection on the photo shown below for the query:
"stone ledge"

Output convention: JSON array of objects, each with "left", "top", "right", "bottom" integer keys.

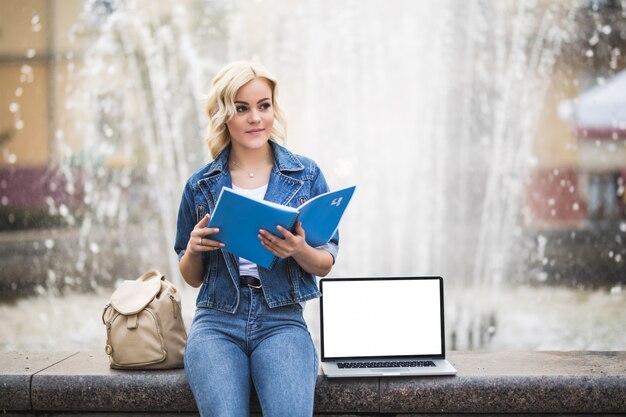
[{"left": 0, "top": 351, "right": 624, "bottom": 415}]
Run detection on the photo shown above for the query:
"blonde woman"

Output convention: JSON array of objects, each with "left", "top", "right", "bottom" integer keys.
[{"left": 175, "top": 61, "right": 338, "bottom": 416}]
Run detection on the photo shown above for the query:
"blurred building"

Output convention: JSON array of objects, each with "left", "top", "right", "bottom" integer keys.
[
  {"left": 524, "top": 1, "right": 626, "bottom": 231},
  {"left": 520, "top": 1, "right": 626, "bottom": 285},
  {"left": 0, "top": 0, "right": 87, "bottom": 229}
]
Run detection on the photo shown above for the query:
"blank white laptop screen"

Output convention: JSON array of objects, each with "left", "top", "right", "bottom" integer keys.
[{"left": 321, "top": 278, "right": 443, "bottom": 359}]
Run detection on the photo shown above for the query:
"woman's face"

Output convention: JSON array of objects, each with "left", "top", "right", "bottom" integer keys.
[{"left": 226, "top": 77, "right": 274, "bottom": 152}]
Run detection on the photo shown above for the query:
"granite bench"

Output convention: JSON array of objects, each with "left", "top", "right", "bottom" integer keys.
[{"left": 1, "top": 351, "right": 624, "bottom": 416}]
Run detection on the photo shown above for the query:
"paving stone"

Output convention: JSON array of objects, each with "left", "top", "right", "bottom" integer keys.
[
  {"left": 0, "top": 351, "right": 76, "bottom": 411},
  {"left": 31, "top": 351, "right": 195, "bottom": 412},
  {"left": 379, "top": 351, "right": 626, "bottom": 413},
  {"left": 1, "top": 350, "right": 623, "bottom": 414}
]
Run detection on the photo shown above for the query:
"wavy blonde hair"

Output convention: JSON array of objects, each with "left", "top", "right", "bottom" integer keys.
[{"left": 205, "top": 61, "right": 287, "bottom": 159}]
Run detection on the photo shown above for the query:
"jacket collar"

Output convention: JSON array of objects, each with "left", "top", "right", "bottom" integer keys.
[{"left": 271, "top": 141, "right": 304, "bottom": 173}]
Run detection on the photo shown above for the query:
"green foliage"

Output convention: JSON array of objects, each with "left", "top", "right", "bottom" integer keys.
[
  {"left": 0, "top": 208, "right": 72, "bottom": 231},
  {"left": 0, "top": 129, "right": 15, "bottom": 146}
]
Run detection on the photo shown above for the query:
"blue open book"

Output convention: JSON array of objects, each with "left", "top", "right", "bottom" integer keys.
[{"left": 207, "top": 185, "right": 356, "bottom": 269}]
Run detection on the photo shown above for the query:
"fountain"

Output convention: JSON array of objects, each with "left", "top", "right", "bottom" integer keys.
[{"left": 0, "top": 0, "right": 624, "bottom": 352}]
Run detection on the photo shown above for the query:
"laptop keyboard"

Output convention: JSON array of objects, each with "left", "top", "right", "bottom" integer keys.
[{"left": 337, "top": 360, "right": 436, "bottom": 369}]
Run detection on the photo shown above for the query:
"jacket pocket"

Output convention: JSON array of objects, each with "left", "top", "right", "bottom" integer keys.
[{"left": 196, "top": 203, "right": 206, "bottom": 222}]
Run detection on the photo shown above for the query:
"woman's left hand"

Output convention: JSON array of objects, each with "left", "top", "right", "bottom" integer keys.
[{"left": 258, "top": 222, "right": 307, "bottom": 259}]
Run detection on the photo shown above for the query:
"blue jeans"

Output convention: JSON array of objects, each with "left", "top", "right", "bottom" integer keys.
[{"left": 184, "top": 286, "right": 318, "bottom": 417}]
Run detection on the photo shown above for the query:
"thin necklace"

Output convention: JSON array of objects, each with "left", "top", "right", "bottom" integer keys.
[{"left": 229, "top": 154, "right": 272, "bottom": 178}]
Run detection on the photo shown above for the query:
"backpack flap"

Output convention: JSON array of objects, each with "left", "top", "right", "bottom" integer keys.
[{"left": 110, "top": 276, "right": 161, "bottom": 315}]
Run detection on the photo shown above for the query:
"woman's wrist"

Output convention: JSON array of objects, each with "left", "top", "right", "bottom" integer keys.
[
  {"left": 185, "top": 247, "right": 202, "bottom": 258},
  {"left": 293, "top": 245, "right": 333, "bottom": 277}
]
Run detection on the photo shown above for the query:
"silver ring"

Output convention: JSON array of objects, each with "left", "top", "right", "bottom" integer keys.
[{"left": 199, "top": 237, "right": 203, "bottom": 246}]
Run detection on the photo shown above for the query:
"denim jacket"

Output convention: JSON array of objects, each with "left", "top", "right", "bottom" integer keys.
[{"left": 175, "top": 141, "right": 339, "bottom": 313}]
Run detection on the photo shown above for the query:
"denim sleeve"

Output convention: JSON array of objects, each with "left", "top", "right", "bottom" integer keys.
[
  {"left": 174, "top": 181, "right": 196, "bottom": 262},
  {"left": 309, "top": 164, "right": 340, "bottom": 264}
]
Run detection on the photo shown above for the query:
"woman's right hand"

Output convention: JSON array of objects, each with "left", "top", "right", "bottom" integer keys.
[{"left": 186, "top": 214, "right": 225, "bottom": 256}]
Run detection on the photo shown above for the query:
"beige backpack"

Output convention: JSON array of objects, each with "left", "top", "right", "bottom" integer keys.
[{"left": 102, "top": 271, "right": 187, "bottom": 369}]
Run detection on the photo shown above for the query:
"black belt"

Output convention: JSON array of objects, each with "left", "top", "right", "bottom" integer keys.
[{"left": 240, "top": 275, "right": 262, "bottom": 288}]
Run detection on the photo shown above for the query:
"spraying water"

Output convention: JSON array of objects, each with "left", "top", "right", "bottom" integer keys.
[{"left": 1, "top": 0, "right": 624, "bottom": 351}]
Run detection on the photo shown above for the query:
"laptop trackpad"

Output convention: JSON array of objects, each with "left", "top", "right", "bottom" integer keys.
[{"left": 371, "top": 368, "right": 411, "bottom": 374}]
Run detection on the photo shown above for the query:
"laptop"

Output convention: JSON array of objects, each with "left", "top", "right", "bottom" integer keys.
[{"left": 319, "top": 276, "right": 457, "bottom": 377}]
